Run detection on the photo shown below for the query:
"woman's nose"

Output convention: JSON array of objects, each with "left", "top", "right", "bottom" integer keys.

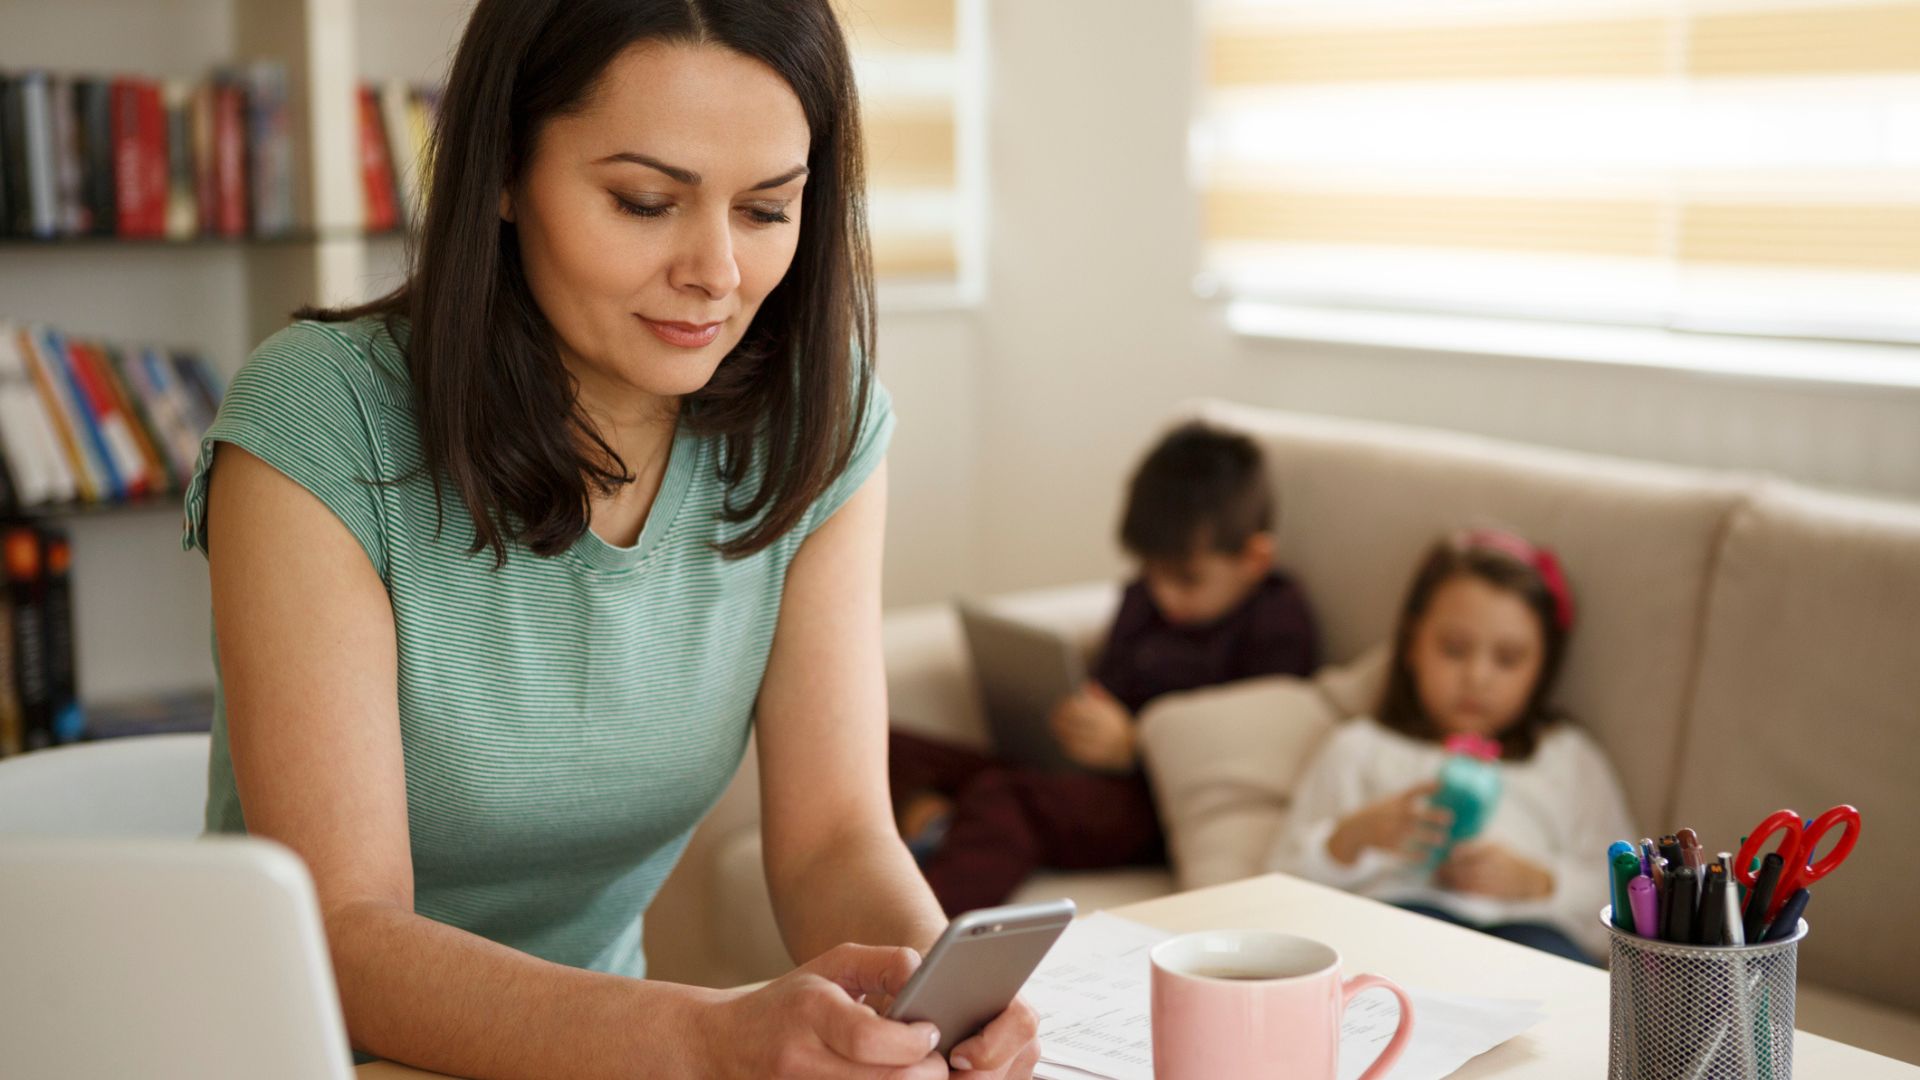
[{"left": 669, "top": 211, "right": 742, "bottom": 299}]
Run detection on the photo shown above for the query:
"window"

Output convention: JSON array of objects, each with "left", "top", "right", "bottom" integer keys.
[
  {"left": 1195, "top": 0, "right": 1920, "bottom": 345},
  {"left": 840, "top": 0, "right": 986, "bottom": 301}
]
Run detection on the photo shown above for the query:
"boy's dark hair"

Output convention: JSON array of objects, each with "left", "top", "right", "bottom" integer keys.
[
  {"left": 1119, "top": 422, "right": 1274, "bottom": 560},
  {"left": 1376, "top": 534, "right": 1573, "bottom": 761}
]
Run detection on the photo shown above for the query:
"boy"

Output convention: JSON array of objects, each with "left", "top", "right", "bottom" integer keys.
[{"left": 891, "top": 421, "right": 1320, "bottom": 913}]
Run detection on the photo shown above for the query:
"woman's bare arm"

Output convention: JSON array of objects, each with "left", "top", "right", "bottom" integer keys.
[{"left": 207, "top": 444, "right": 717, "bottom": 1079}]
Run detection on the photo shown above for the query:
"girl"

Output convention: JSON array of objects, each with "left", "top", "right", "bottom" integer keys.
[{"left": 1271, "top": 529, "right": 1635, "bottom": 962}]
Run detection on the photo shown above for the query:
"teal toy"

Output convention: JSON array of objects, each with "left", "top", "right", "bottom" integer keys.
[{"left": 1429, "top": 733, "right": 1503, "bottom": 868}]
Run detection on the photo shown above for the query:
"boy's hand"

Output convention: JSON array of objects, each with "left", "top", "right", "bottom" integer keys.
[
  {"left": 1437, "top": 840, "right": 1555, "bottom": 900},
  {"left": 1049, "top": 683, "right": 1137, "bottom": 772}
]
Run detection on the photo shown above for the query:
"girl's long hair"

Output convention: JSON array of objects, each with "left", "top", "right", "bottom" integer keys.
[{"left": 1376, "top": 534, "right": 1572, "bottom": 760}]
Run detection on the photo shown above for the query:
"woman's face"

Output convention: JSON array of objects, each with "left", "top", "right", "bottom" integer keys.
[
  {"left": 505, "top": 40, "right": 811, "bottom": 417},
  {"left": 1407, "top": 574, "right": 1545, "bottom": 740}
]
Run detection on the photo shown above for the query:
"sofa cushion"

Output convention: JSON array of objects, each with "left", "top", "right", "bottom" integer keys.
[
  {"left": 1138, "top": 648, "right": 1388, "bottom": 890},
  {"left": 1193, "top": 402, "right": 1745, "bottom": 833},
  {"left": 1670, "top": 483, "right": 1920, "bottom": 1013}
]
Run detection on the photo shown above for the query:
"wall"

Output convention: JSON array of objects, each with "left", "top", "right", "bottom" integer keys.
[
  {"left": 955, "top": 0, "right": 1920, "bottom": 603},
  {"left": 9, "top": 0, "right": 1920, "bottom": 700}
]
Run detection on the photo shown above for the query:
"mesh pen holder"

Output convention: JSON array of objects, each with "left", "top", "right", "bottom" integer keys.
[{"left": 1601, "top": 907, "right": 1807, "bottom": 1080}]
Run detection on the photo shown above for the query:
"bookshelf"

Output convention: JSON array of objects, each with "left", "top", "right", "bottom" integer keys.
[{"left": 0, "top": 0, "right": 464, "bottom": 715}]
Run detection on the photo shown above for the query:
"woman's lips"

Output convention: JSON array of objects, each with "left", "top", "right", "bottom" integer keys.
[{"left": 638, "top": 316, "right": 723, "bottom": 348}]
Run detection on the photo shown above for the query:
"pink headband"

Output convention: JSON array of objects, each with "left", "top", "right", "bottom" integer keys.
[{"left": 1457, "top": 528, "right": 1575, "bottom": 632}]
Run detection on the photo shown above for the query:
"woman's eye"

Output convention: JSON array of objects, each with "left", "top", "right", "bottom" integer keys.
[
  {"left": 614, "top": 196, "right": 669, "bottom": 218},
  {"left": 743, "top": 206, "right": 792, "bottom": 225}
]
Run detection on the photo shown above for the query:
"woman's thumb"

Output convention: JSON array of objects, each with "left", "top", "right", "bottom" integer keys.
[{"left": 810, "top": 943, "right": 923, "bottom": 999}]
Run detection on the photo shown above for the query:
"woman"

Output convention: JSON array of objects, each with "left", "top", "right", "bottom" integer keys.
[{"left": 186, "top": 1, "right": 1038, "bottom": 1076}]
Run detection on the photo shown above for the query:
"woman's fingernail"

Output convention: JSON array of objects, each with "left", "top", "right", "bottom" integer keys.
[
  {"left": 952, "top": 1055, "right": 974, "bottom": 1070},
  {"left": 927, "top": 1027, "right": 941, "bottom": 1049}
]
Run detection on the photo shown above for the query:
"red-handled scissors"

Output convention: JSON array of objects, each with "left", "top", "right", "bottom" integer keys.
[{"left": 1735, "top": 804, "right": 1862, "bottom": 918}]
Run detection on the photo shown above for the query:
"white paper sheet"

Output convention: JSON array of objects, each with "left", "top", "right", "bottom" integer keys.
[{"left": 1026, "top": 912, "right": 1547, "bottom": 1080}]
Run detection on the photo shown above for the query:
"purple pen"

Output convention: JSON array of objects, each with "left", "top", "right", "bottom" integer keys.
[{"left": 1629, "top": 875, "right": 1660, "bottom": 938}]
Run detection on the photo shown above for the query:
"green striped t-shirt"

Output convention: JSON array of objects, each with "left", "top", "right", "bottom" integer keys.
[{"left": 183, "top": 316, "right": 892, "bottom": 980}]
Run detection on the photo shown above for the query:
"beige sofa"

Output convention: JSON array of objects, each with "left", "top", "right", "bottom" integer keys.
[{"left": 643, "top": 402, "right": 1920, "bottom": 1063}]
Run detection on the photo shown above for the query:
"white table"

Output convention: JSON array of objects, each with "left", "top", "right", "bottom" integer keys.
[{"left": 358, "top": 873, "right": 1920, "bottom": 1078}]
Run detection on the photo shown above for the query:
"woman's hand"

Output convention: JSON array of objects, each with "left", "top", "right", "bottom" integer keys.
[
  {"left": 1326, "top": 781, "right": 1451, "bottom": 865},
  {"left": 1049, "top": 683, "right": 1137, "bottom": 772},
  {"left": 700, "top": 943, "right": 946, "bottom": 1078},
  {"left": 947, "top": 995, "right": 1042, "bottom": 1079},
  {"left": 1437, "top": 840, "right": 1555, "bottom": 900}
]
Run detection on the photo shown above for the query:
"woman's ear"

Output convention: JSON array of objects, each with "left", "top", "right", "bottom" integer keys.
[{"left": 498, "top": 188, "right": 515, "bottom": 223}]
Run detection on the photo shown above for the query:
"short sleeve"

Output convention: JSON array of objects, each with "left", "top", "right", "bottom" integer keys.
[
  {"left": 802, "top": 375, "right": 894, "bottom": 534},
  {"left": 181, "top": 321, "right": 390, "bottom": 580}
]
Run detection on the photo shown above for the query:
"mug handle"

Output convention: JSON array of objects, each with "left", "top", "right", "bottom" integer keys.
[{"left": 1341, "top": 974, "right": 1416, "bottom": 1079}]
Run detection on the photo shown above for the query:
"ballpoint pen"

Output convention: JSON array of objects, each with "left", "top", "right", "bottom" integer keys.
[
  {"left": 1697, "top": 864, "right": 1728, "bottom": 945},
  {"left": 1743, "top": 852, "right": 1785, "bottom": 944},
  {"left": 1762, "top": 888, "right": 1811, "bottom": 943},
  {"left": 1719, "top": 853, "right": 1745, "bottom": 946},
  {"left": 1611, "top": 851, "right": 1642, "bottom": 931},
  {"left": 1629, "top": 874, "right": 1660, "bottom": 938}
]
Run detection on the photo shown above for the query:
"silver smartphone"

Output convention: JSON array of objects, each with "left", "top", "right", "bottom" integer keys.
[{"left": 886, "top": 898, "right": 1076, "bottom": 1057}]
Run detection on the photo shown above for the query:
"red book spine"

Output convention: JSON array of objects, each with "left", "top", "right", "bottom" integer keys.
[
  {"left": 67, "top": 342, "right": 148, "bottom": 499},
  {"left": 111, "top": 80, "right": 142, "bottom": 237},
  {"left": 359, "top": 86, "right": 398, "bottom": 232},
  {"left": 137, "top": 81, "right": 168, "bottom": 237},
  {"left": 213, "top": 81, "right": 247, "bottom": 237}
]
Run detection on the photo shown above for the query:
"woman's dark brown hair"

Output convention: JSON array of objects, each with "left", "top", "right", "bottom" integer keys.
[
  {"left": 304, "top": 0, "right": 873, "bottom": 564},
  {"left": 1376, "top": 533, "right": 1574, "bottom": 760}
]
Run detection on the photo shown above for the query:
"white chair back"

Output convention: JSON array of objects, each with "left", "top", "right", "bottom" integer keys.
[{"left": 0, "top": 733, "right": 210, "bottom": 836}]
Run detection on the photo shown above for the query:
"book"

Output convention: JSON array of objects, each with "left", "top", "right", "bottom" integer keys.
[
  {"left": 359, "top": 83, "right": 400, "bottom": 232},
  {"left": 191, "top": 80, "right": 217, "bottom": 234},
  {"left": 163, "top": 80, "right": 198, "bottom": 239},
  {"left": 2, "top": 525, "right": 52, "bottom": 752},
  {"left": 17, "top": 324, "right": 105, "bottom": 502},
  {"left": 246, "top": 62, "right": 293, "bottom": 236},
  {"left": 67, "top": 338, "right": 154, "bottom": 498},
  {"left": 126, "top": 345, "right": 202, "bottom": 480},
  {"left": 49, "top": 75, "right": 87, "bottom": 235},
  {"left": 76, "top": 78, "right": 117, "bottom": 236},
  {"left": 379, "top": 80, "right": 423, "bottom": 227},
  {"left": 39, "top": 329, "right": 131, "bottom": 501},
  {"left": 0, "top": 321, "right": 77, "bottom": 506},
  {"left": 0, "top": 574, "right": 20, "bottom": 755},
  {"left": 210, "top": 74, "right": 247, "bottom": 237},
  {"left": 98, "top": 343, "right": 176, "bottom": 492},
  {"left": 39, "top": 528, "right": 81, "bottom": 745},
  {"left": 20, "top": 71, "right": 59, "bottom": 239},
  {"left": 111, "top": 77, "right": 162, "bottom": 238}
]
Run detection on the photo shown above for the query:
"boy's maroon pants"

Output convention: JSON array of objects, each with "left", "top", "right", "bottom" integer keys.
[{"left": 889, "top": 730, "right": 1165, "bottom": 915}]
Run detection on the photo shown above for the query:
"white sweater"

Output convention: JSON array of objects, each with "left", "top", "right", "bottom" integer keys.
[{"left": 1270, "top": 716, "right": 1636, "bottom": 958}]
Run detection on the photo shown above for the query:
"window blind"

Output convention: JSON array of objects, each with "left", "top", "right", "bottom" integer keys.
[
  {"left": 1197, "top": 0, "right": 1920, "bottom": 343},
  {"left": 839, "top": 0, "right": 981, "bottom": 287}
]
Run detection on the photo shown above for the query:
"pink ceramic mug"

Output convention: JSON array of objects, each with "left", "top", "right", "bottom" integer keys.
[{"left": 1150, "top": 929, "right": 1415, "bottom": 1080}]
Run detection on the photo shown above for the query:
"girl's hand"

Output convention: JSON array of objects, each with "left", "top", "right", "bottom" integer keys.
[
  {"left": 700, "top": 943, "right": 947, "bottom": 1078},
  {"left": 1049, "top": 683, "right": 1137, "bottom": 772},
  {"left": 947, "top": 995, "right": 1042, "bottom": 1079},
  {"left": 1437, "top": 840, "right": 1555, "bottom": 900},
  {"left": 1327, "top": 781, "right": 1451, "bottom": 865}
]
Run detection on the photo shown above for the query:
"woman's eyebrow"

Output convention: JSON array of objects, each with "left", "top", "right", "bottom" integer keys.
[{"left": 596, "top": 152, "right": 808, "bottom": 191}]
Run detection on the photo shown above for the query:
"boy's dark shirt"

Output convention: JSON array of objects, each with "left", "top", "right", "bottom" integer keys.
[{"left": 1091, "top": 570, "right": 1320, "bottom": 715}]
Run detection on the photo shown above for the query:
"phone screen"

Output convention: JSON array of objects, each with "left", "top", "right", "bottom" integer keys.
[{"left": 886, "top": 899, "right": 1075, "bottom": 1056}]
